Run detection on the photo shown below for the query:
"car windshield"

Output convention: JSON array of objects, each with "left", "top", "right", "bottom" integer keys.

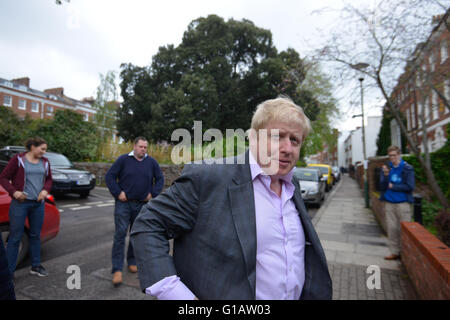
[
  {"left": 309, "top": 166, "right": 329, "bottom": 175},
  {"left": 294, "top": 170, "right": 318, "bottom": 181},
  {"left": 45, "top": 152, "right": 73, "bottom": 167}
]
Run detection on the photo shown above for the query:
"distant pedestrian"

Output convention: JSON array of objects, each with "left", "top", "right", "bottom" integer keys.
[
  {"left": 105, "top": 137, "right": 164, "bottom": 287},
  {"left": 379, "top": 146, "right": 415, "bottom": 260},
  {"left": 0, "top": 137, "right": 52, "bottom": 277}
]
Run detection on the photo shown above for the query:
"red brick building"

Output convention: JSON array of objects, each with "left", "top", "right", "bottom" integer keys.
[
  {"left": 390, "top": 11, "right": 450, "bottom": 152},
  {"left": 0, "top": 76, "right": 96, "bottom": 121}
]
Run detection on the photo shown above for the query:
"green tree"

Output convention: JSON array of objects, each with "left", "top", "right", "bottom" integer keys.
[
  {"left": 34, "top": 109, "right": 100, "bottom": 161},
  {"left": 118, "top": 15, "right": 324, "bottom": 143},
  {"left": 0, "top": 106, "right": 36, "bottom": 147},
  {"left": 93, "top": 71, "right": 119, "bottom": 144}
]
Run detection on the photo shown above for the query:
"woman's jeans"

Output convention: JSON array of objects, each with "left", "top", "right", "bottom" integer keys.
[
  {"left": 111, "top": 200, "right": 144, "bottom": 273},
  {"left": 7, "top": 199, "right": 45, "bottom": 274}
]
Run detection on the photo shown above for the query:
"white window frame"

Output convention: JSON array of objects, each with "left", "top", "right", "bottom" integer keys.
[
  {"left": 18, "top": 99, "right": 26, "bottom": 110},
  {"left": 417, "top": 102, "right": 423, "bottom": 125},
  {"left": 3, "top": 95, "right": 12, "bottom": 107},
  {"left": 406, "top": 108, "right": 410, "bottom": 130},
  {"left": 31, "top": 101, "right": 39, "bottom": 113},
  {"left": 46, "top": 106, "right": 54, "bottom": 115},
  {"left": 445, "top": 79, "right": 450, "bottom": 102},
  {"left": 441, "top": 40, "right": 448, "bottom": 63},
  {"left": 84, "top": 113, "right": 89, "bottom": 121},
  {"left": 429, "top": 53, "right": 435, "bottom": 72},
  {"left": 432, "top": 91, "right": 439, "bottom": 120}
]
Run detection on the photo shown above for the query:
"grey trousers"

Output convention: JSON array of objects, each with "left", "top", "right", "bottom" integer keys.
[{"left": 385, "top": 202, "right": 412, "bottom": 255}]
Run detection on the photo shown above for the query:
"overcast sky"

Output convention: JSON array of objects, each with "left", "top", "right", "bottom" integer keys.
[{"left": 0, "top": 0, "right": 384, "bottom": 131}]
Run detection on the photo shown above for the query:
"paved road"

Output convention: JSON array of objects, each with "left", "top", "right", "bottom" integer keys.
[
  {"left": 12, "top": 182, "right": 331, "bottom": 300},
  {"left": 13, "top": 188, "right": 152, "bottom": 299}
]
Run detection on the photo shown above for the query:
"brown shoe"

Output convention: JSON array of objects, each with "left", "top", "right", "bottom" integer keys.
[
  {"left": 128, "top": 265, "right": 137, "bottom": 273},
  {"left": 384, "top": 254, "right": 400, "bottom": 260},
  {"left": 112, "top": 271, "right": 122, "bottom": 286}
]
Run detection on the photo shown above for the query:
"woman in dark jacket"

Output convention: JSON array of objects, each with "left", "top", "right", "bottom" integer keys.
[
  {"left": 0, "top": 137, "right": 52, "bottom": 277},
  {"left": 0, "top": 235, "right": 15, "bottom": 299}
]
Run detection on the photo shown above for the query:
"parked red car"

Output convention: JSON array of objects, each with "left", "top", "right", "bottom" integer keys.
[{"left": 0, "top": 185, "right": 60, "bottom": 266}]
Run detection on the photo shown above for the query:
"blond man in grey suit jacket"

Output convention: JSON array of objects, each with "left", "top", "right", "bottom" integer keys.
[{"left": 131, "top": 97, "right": 332, "bottom": 300}]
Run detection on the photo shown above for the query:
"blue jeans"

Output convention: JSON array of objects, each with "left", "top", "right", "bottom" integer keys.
[
  {"left": 111, "top": 200, "right": 144, "bottom": 273},
  {"left": 7, "top": 199, "right": 45, "bottom": 274}
]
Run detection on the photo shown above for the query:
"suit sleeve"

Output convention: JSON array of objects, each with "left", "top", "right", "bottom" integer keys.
[
  {"left": 0, "top": 155, "right": 19, "bottom": 197},
  {"left": 105, "top": 156, "right": 124, "bottom": 198},
  {"left": 130, "top": 164, "right": 200, "bottom": 292}
]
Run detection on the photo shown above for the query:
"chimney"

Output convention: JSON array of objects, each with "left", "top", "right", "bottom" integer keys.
[
  {"left": 432, "top": 14, "right": 444, "bottom": 25},
  {"left": 12, "top": 77, "right": 30, "bottom": 87},
  {"left": 82, "top": 96, "right": 95, "bottom": 104},
  {"left": 44, "top": 87, "right": 64, "bottom": 97}
]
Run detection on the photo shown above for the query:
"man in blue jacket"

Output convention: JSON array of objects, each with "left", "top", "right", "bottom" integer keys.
[
  {"left": 379, "top": 145, "right": 415, "bottom": 260},
  {"left": 106, "top": 136, "right": 164, "bottom": 286}
]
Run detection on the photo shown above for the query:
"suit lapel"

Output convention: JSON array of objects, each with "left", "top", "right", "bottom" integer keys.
[{"left": 228, "top": 152, "right": 257, "bottom": 296}]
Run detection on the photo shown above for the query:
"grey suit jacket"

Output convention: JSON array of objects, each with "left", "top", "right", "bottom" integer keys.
[{"left": 130, "top": 151, "right": 332, "bottom": 300}]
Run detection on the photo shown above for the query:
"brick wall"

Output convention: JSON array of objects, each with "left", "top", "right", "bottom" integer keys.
[
  {"left": 370, "top": 193, "right": 387, "bottom": 233},
  {"left": 401, "top": 221, "right": 450, "bottom": 300}
]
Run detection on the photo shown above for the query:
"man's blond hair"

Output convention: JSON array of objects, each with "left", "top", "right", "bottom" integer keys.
[{"left": 250, "top": 96, "right": 311, "bottom": 139}]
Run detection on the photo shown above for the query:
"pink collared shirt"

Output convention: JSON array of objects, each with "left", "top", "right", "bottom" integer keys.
[{"left": 146, "top": 152, "right": 305, "bottom": 299}]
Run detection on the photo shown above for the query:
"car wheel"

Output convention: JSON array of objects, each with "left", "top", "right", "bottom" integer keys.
[
  {"left": 0, "top": 225, "right": 30, "bottom": 267},
  {"left": 79, "top": 191, "right": 90, "bottom": 198}
]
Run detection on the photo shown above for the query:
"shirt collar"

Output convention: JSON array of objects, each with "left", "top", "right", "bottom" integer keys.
[
  {"left": 128, "top": 150, "right": 148, "bottom": 159},
  {"left": 249, "top": 150, "right": 295, "bottom": 183}
]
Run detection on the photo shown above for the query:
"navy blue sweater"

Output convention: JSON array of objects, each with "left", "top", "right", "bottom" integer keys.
[{"left": 105, "top": 153, "right": 164, "bottom": 201}]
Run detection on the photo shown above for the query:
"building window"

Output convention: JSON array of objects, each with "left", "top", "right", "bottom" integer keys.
[
  {"left": 4, "top": 81, "right": 13, "bottom": 88},
  {"left": 18, "top": 99, "right": 26, "bottom": 110},
  {"left": 411, "top": 104, "right": 416, "bottom": 129},
  {"left": 429, "top": 53, "right": 435, "bottom": 72},
  {"left": 84, "top": 113, "right": 89, "bottom": 121},
  {"left": 31, "top": 102, "right": 39, "bottom": 113},
  {"left": 422, "top": 100, "right": 429, "bottom": 123},
  {"left": 432, "top": 91, "right": 438, "bottom": 120},
  {"left": 445, "top": 79, "right": 450, "bottom": 102},
  {"left": 46, "top": 106, "right": 54, "bottom": 115},
  {"left": 441, "top": 40, "right": 448, "bottom": 63},
  {"left": 406, "top": 108, "right": 410, "bottom": 130},
  {"left": 3, "top": 95, "right": 12, "bottom": 107}
]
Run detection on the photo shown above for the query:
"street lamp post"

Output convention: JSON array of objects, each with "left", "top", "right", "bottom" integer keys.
[
  {"left": 358, "top": 77, "right": 369, "bottom": 208},
  {"left": 350, "top": 62, "right": 370, "bottom": 209}
]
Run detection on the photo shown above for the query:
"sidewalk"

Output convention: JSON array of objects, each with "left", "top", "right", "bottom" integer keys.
[{"left": 312, "top": 174, "right": 418, "bottom": 300}]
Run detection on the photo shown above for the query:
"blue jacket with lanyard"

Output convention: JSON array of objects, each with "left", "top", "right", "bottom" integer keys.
[{"left": 379, "top": 159, "right": 415, "bottom": 203}]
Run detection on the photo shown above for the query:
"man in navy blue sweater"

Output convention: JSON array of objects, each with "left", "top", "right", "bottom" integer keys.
[
  {"left": 379, "top": 145, "right": 415, "bottom": 261},
  {"left": 106, "top": 136, "right": 164, "bottom": 286}
]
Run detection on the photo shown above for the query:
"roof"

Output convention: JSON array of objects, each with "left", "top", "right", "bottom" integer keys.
[{"left": 0, "top": 77, "right": 95, "bottom": 111}]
